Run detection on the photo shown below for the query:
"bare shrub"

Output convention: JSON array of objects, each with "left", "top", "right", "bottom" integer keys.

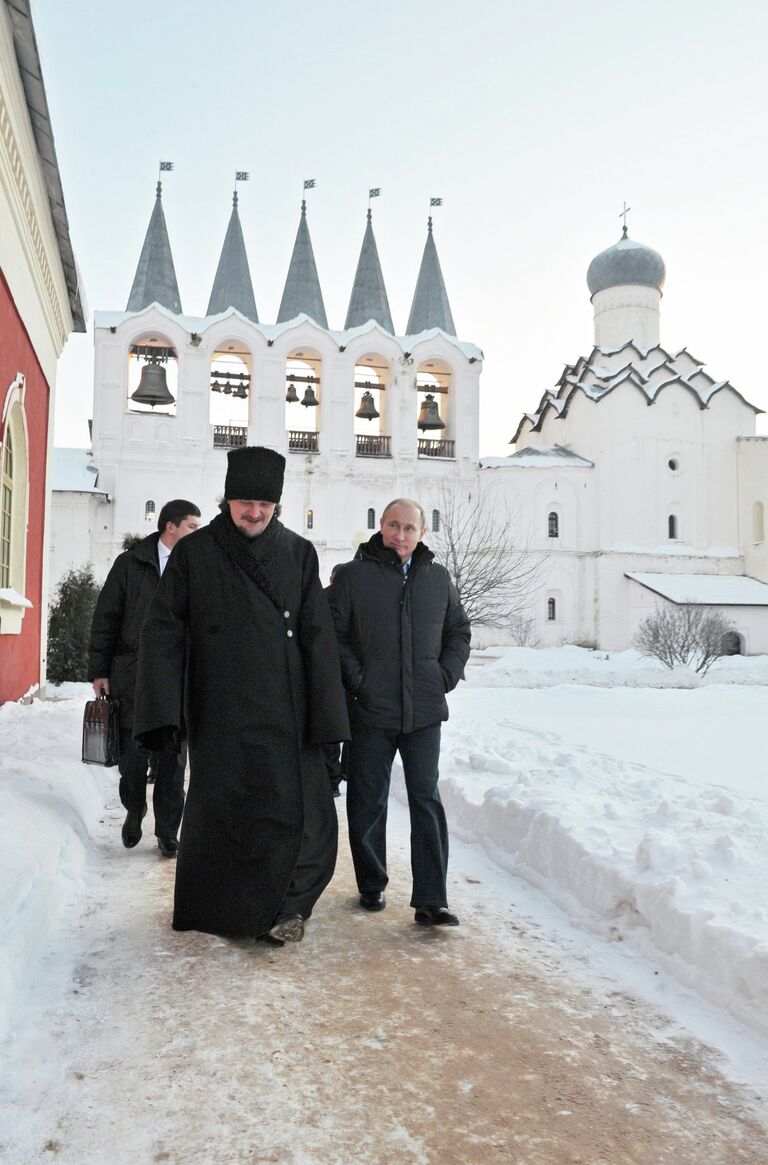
[
  {"left": 507, "top": 614, "right": 542, "bottom": 647},
  {"left": 633, "top": 602, "right": 737, "bottom": 675}
]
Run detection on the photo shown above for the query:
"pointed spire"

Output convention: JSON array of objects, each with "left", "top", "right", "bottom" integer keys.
[
  {"left": 344, "top": 209, "right": 394, "bottom": 333},
  {"left": 127, "top": 181, "right": 182, "bottom": 314},
  {"left": 406, "top": 216, "right": 456, "bottom": 336},
  {"left": 206, "top": 191, "right": 258, "bottom": 322},
  {"left": 277, "top": 200, "right": 328, "bottom": 328}
]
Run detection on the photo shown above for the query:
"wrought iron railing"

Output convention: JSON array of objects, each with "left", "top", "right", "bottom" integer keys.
[
  {"left": 355, "top": 434, "right": 391, "bottom": 457},
  {"left": 213, "top": 424, "right": 248, "bottom": 449},
  {"left": 418, "top": 438, "right": 455, "bottom": 458},
  {"left": 288, "top": 430, "right": 319, "bottom": 453}
]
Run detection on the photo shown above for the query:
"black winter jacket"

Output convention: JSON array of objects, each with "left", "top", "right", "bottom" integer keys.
[
  {"left": 87, "top": 533, "right": 164, "bottom": 729},
  {"left": 327, "top": 533, "right": 471, "bottom": 734}
]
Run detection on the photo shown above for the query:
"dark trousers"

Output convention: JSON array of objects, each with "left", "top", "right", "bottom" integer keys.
[
  {"left": 118, "top": 728, "right": 186, "bottom": 841},
  {"left": 346, "top": 723, "right": 448, "bottom": 908}
]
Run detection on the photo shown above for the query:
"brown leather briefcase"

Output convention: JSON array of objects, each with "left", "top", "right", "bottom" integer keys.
[{"left": 82, "top": 694, "right": 120, "bottom": 767}]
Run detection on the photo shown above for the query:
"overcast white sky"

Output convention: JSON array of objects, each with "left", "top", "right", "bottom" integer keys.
[{"left": 36, "top": 0, "right": 768, "bottom": 457}]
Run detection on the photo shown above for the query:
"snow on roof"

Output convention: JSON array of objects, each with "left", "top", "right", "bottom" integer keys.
[
  {"left": 53, "top": 448, "right": 105, "bottom": 493},
  {"left": 625, "top": 571, "right": 768, "bottom": 606},
  {"left": 513, "top": 342, "right": 762, "bottom": 443},
  {"left": 93, "top": 309, "right": 484, "bottom": 362},
  {"left": 483, "top": 444, "right": 594, "bottom": 469}
]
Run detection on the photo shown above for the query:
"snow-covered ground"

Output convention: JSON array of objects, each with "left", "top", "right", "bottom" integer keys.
[{"left": 1, "top": 648, "right": 767, "bottom": 1079}]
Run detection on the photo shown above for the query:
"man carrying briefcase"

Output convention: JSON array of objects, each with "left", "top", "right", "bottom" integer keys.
[{"left": 88, "top": 499, "right": 200, "bottom": 857}]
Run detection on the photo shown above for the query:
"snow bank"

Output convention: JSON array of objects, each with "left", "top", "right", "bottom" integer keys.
[
  {"left": 0, "top": 690, "right": 106, "bottom": 1042},
  {"left": 466, "top": 644, "right": 768, "bottom": 688},
  {"left": 392, "top": 647, "right": 768, "bottom": 1038}
]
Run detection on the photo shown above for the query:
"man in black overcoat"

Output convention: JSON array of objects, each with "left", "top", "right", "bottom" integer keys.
[
  {"left": 88, "top": 498, "right": 201, "bottom": 856},
  {"left": 133, "top": 447, "right": 350, "bottom": 945},
  {"left": 328, "top": 498, "right": 471, "bottom": 926}
]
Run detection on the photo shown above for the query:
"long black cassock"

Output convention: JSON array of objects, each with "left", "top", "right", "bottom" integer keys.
[{"left": 133, "top": 513, "right": 350, "bottom": 938}]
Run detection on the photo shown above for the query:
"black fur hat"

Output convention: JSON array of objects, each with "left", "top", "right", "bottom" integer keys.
[{"left": 224, "top": 446, "right": 285, "bottom": 502}]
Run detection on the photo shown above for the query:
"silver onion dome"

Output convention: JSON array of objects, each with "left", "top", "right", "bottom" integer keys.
[{"left": 587, "top": 228, "right": 666, "bottom": 296}]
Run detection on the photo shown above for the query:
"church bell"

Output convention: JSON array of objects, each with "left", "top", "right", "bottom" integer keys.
[
  {"left": 301, "top": 385, "right": 319, "bottom": 407},
  {"left": 285, "top": 381, "right": 299, "bottom": 404},
  {"left": 355, "top": 390, "right": 380, "bottom": 421},
  {"left": 417, "top": 393, "right": 445, "bottom": 431},
  {"left": 131, "top": 361, "right": 175, "bottom": 408}
]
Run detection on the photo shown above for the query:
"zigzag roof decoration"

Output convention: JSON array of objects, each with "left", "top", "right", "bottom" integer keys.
[{"left": 512, "top": 342, "right": 761, "bottom": 444}]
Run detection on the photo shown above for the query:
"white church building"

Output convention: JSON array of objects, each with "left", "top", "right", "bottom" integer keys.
[
  {"left": 481, "top": 227, "right": 768, "bottom": 653},
  {"left": 51, "top": 185, "right": 768, "bottom": 653}
]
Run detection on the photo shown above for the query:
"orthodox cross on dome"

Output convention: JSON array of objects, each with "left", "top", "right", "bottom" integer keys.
[{"left": 619, "top": 201, "right": 631, "bottom": 237}]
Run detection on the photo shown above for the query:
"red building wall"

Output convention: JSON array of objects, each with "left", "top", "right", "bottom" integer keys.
[{"left": 0, "top": 268, "right": 51, "bottom": 702}]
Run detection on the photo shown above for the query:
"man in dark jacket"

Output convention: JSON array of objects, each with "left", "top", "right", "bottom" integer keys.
[
  {"left": 88, "top": 499, "right": 201, "bottom": 856},
  {"left": 328, "top": 498, "right": 470, "bottom": 926},
  {"left": 133, "top": 447, "right": 350, "bottom": 946}
]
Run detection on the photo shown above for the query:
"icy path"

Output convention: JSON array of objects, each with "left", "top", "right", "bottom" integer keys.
[{"left": 1, "top": 796, "right": 767, "bottom": 1164}]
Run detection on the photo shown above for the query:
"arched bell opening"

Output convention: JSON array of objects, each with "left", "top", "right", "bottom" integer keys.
[
  {"left": 354, "top": 353, "right": 392, "bottom": 459},
  {"left": 209, "top": 341, "right": 252, "bottom": 449},
  {"left": 285, "top": 347, "right": 321, "bottom": 454},
  {"left": 415, "top": 358, "right": 453, "bottom": 459},
  {"left": 127, "top": 333, "right": 178, "bottom": 415}
]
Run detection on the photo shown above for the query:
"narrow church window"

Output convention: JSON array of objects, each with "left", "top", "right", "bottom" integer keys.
[
  {"left": 432, "top": 509, "right": 441, "bottom": 533},
  {"left": 754, "top": 501, "right": 765, "bottom": 544},
  {"left": 0, "top": 428, "right": 13, "bottom": 588},
  {"left": 548, "top": 511, "right": 559, "bottom": 538},
  {"left": 668, "top": 514, "right": 678, "bottom": 540},
  {"left": 547, "top": 597, "right": 556, "bottom": 621},
  {"left": 145, "top": 500, "right": 155, "bottom": 523},
  {"left": 306, "top": 508, "right": 314, "bottom": 530},
  {"left": 367, "top": 507, "right": 375, "bottom": 530}
]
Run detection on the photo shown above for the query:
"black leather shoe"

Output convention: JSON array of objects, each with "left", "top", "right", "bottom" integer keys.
[
  {"left": 359, "top": 891, "right": 386, "bottom": 912},
  {"left": 121, "top": 803, "right": 147, "bottom": 848},
  {"left": 157, "top": 837, "right": 179, "bottom": 858},
  {"left": 414, "top": 906, "right": 460, "bottom": 927},
  {"left": 269, "top": 913, "right": 304, "bottom": 943}
]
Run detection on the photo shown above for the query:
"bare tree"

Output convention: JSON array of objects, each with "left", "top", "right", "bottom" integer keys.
[
  {"left": 428, "top": 482, "right": 547, "bottom": 631},
  {"left": 633, "top": 602, "right": 737, "bottom": 675}
]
